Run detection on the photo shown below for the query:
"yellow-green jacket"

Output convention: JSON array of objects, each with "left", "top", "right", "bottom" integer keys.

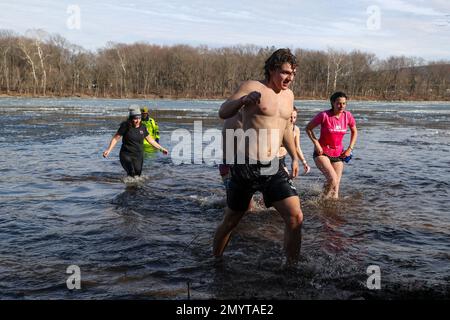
[{"left": 142, "top": 117, "right": 160, "bottom": 151}]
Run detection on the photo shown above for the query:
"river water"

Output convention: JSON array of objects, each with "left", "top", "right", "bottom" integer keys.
[{"left": 0, "top": 97, "right": 449, "bottom": 299}]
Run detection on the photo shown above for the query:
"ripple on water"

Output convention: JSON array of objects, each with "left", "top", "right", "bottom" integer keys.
[{"left": 0, "top": 99, "right": 449, "bottom": 298}]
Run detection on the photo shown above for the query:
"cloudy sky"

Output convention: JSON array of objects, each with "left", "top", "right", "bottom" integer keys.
[{"left": 0, "top": 0, "right": 449, "bottom": 60}]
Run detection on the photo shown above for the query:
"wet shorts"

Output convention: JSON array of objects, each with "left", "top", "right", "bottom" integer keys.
[
  {"left": 226, "top": 158, "right": 298, "bottom": 211},
  {"left": 279, "top": 156, "right": 287, "bottom": 169},
  {"left": 279, "top": 156, "right": 290, "bottom": 175},
  {"left": 313, "top": 151, "right": 343, "bottom": 163},
  {"left": 219, "top": 164, "right": 231, "bottom": 188}
]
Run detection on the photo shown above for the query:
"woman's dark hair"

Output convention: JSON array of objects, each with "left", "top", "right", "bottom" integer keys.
[
  {"left": 330, "top": 91, "right": 348, "bottom": 110},
  {"left": 264, "top": 48, "right": 297, "bottom": 80}
]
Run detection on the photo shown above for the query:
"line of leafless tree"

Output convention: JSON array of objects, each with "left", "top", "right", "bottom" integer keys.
[{"left": 1, "top": 29, "right": 449, "bottom": 100}]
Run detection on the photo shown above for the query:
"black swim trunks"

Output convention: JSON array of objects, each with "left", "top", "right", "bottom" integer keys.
[
  {"left": 313, "top": 151, "right": 343, "bottom": 163},
  {"left": 219, "top": 163, "right": 232, "bottom": 188},
  {"left": 226, "top": 158, "right": 298, "bottom": 211},
  {"left": 279, "top": 156, "right": 287, "bottom": 169}
]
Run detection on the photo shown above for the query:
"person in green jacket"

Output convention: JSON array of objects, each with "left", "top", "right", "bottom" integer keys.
[{"left": 140, "top": 106, "right": 160, "bottom": 152}]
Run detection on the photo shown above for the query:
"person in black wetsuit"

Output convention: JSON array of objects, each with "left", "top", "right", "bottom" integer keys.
[{"left": 103, "top": 108, "right": 168, "bottom": 177}]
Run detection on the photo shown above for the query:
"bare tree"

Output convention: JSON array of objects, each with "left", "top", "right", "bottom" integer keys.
[
  {"left": 327, "top": 48, "right": 348, "bottom": 93},
  {"left": 0, "top": 29, "right": 449, "bottom": 100},
  {"left": 0, "top": 30, "right": 16, "bottom": 94},
  {"left": 18, "top": 37, "right": 39, "bottom": 95}
]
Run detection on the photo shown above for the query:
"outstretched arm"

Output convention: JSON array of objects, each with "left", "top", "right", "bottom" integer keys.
[
  {"left": 145, "top": 135, "right": 168, "bottom": 154},
  {"left": 103, "top": 134, "right": 121, "bottom": 158}
]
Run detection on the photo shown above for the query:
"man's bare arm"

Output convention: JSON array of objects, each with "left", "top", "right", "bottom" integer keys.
[
  {"left": 218, "top": 81, "right": 261, "bottom": 119},
  {"left": 283, "top": 123, "right": 299, "bottom": 162},
  {"left": 282, "top": 122, "right": 299, "bottom": 178}
]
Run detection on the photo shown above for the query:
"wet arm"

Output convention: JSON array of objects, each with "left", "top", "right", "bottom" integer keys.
[
  {"left": 349, "top": 126, "right": 358, "bottom": 149},
  {"left": 295, "top": 127, "right": 311, "bottom": 174},
  {"left": 305, "top": 122, "right": 322, "bottom": 154},
  {"left": 283, "top": 123, "right": 299, "bottom": 178},
  {"left": 103, "top": 134, "right": 121, "bottom": 157},
  {"left": 145, "top": 135, "right": 168, "bottom": 154},
  {"left": 218, "top": 81, "right": 256, "bottom": 119},
  {"left": 283, "top": 124, "right": 298, "bottom": 161},
  {"left": 342, "top": 126, "right": 358, "bottom": 157},
  {"left": 294, "top": 128, "right": 306, "bottom": 163}
]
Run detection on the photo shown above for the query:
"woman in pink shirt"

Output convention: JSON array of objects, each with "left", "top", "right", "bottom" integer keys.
[{"left": 305, "top": 92, "right": 358, "bottom": 199}]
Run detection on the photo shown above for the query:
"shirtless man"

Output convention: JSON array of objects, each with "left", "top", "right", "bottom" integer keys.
[{"left": 213, "top": 49, "right": 304, "bottom": 265}]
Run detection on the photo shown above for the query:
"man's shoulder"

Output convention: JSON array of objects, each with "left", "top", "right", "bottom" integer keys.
[
  {"left": 240, "top": 80, "right": 264, "bottom": 90},
  {"left": 284, "top": 88, "right": 294, "bottom": 99},
  {"left": 279, "top": 90, "right": 294, "bottom": 109}
]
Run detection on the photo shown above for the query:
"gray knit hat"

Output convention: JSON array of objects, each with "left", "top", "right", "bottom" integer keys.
[{"left": 128, "top": 105, "right": 141, "bottom": 118}]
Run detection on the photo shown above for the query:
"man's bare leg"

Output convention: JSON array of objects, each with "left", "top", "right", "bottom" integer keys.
[
  {"left": 273, "top": 196, "right": 303, "bottom": 265},
  {"left": 213, "top": 207, "right": 246, "bottom": 257}
]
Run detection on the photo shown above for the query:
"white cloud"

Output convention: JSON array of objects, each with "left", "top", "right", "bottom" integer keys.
[{"left": 0, "top": 0, "right": 448, "bottom": 60}]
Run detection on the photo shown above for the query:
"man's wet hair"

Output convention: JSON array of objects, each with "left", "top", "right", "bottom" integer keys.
[
  {"left": 330, "top": 91, "right": 348, "bottom": 109},
  {"left": 264, "top": 48, "right": 297, "bottom": 80}
]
